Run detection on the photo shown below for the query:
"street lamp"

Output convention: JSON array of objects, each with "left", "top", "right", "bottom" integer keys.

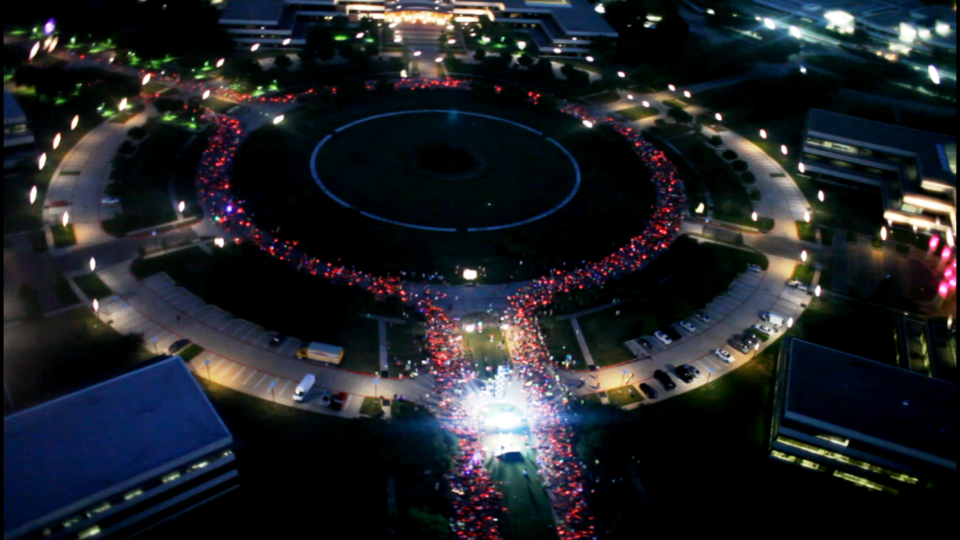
[
  {"left": 817, "top": 190, "right": 825, "bottom": 202},
  {"left": 38, "top": 152, "right": 47, "bottom": 170},
  {"left": 435, "top": 57, "right": 444, "bottom": 63},
  {"left": 89, "top": 257, "right": 96, "bottom": 272},
  {"left": 61, "top": 211, "right": 70, "bottom": 227},
  {"left": 800, "top": 66, "right": 807, "bottom": 74},
  {"left": 683, "top": 90, "right": 692, "bottom": 98},
  {"left": 617, "top": 71, "right": 626, "bottom": 78},
  {"left": 759, "top": 129, "right": 768, "bottom": 139},
  {"left": 668, "top": 84, "right": 676, "bottom": 91},
  {"left": 250, "top": 43, "right": 260, "bottom": 52},
  {"left": 585, "top": 56, "right": 595, "bottom": 62},
  {"left": 216, "top": 58, "right": 225, "bottom": 68},
  {"left": 202, "top": 89, "right": 211, "bottom": 100},
  {"left": 273, "top": 114, "right": 285, "bottom": 125},
  {"left": 29, "top": 186, "right": 38, "bottom": 205},
  {"left": 141, "top": 73, "right": 151, "bottom": 86},
  {"left": 463, "top": 269, "right": 478, "bottom": 280},
  {"left": 786, "top": 317, "right": 794, "bottom": 328},
  {"left": 178, "top": 200, "right": 185, "bottom": 213},
  {"left": 800, "top": 249, "right": 808, "bottom": 263},
  {"left": 715, "top": 112, "right": 723, "bottom": 122},
  {"left": 582, "top": 119, "right": 594, "bottom": 128},
  {"left": 641, "top": 100, "right": 650, "bottom": 108},
  {"left": 928, "top": 65, "right": 941, "bottom": 85},
  {"left": 214, "top": 237, "right": 225, "bottom": 248},
  {"left": 29, "top": 41, "right": 41, "bottom": 61},
  {"left": 282, "top": 38, "right": 291, "bottom": 46},
  {"left": 119, "top": 97, "right": 128, "bottom": 111},
  {"left": 695, "top": 202, "right": 705, "bottom": 214},
  {"left": 52, "top": 133, "right": 61, "bottom": 150},
  {"left": 780, "top": 144, "right": 788, "bottom": 155},
  {"left": 814, "top": 285, "right": 822, "bottom": 297},
  {"left": 804, "top": 211, "right": 811, "bottom": 223},
  {"left": 880, "top": 226, "right": 888, "bottom": 241},
  {"left": 752, "top": 211, "right": 758, "bottom": 222},
  {"left": 627, "top": 94, "right": 634, "bottom": 100},
  {"left": 92, "top": 299, "right": 99, "bottom": 321},
  {"left": 798, "top": 162, "right": 806, "bottom": 174},
  {"left": 70, "top": 115, "right": 79, "bottom": 130}
]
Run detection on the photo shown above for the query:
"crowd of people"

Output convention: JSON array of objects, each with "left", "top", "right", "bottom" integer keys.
[{"left": 192, "top": 78, "right": 685, "bottom": 540}]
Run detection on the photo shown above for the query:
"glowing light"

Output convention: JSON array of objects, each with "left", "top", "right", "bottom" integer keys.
[
  {"left": 29, "top": 186, "right": 38, "bottom": 204},
  {"left": 817, "top": 190, "right": 824, "bottom": 202},
  {"left": 939, "top": 282, "right": 949, "bottom": 297},
  {"left": 394, "top": 36, "right": 403, "bottom": 43},
  {"left": 930, "top": 236, "right": 940, "bottom": 250},
  {"left": 38, "top": 153, "right": 47, "bottom": 170},
  {"left": 800, "top": 65, "right": 807, "bottom": 74},
  {"left": 447, "top": 39, "right": 456, "bottom": 44},
  {"left": 928, "top": 65, "right": 941, "bottom": 85},
  {"left": 48, "top": 37, "right": 58, "bottom": 52},
  {"left": 751, "top": 211, "right": 759, "bottom": 222},
  {"left": 595, "top": 4, "right": 605, "bottom": 13},
  {"left": 787, "top": 317, "right": 794, "bottom": 328},
  {"left": 400, "top": 69, "right": 408, "bottom": 78},
  {"left": 814, "top": 285, "right": 822, "bottom": 297},
  {"left": 250, "top": 43, "right": 260, "bottom": 52},
  {"left": 29, "top": 41, "right": 41, "bottom": 60},
  {"left": 178, "top": 201, "right": 185, "bottom": 213},
  {"left": 62, "top": 211, "right": 70, "bottom": 227},
  {"left": 763, "top": 17, "right": 776, "bottom": 30},
  {"left": 517, "top": 41, "right": 526, "bottom": 50},
  {"left": 585, "top": 56, "right": 595, "bottom": 62},
  {"left": 216, "top": 58, "right": 225, "bottom": 68},
  {"left": 202, "top": 89, "right": 211, "bottom": 100},
  {"left": 789, "top": 25, "right": 802, "bottom": 38},
  {"left": 52, "top": 133, "right": 61, "bottom": 150},
  {"left": 582, "top": 119, "right": 594, "bottom": 128},
  {"left": 880, "top": 226, "right": 888, "bottom": 241},
  {"left": 627, "top": 94, "right": 634, "bottom": 100},
  {"left": 642, "top": 100, "right": 651, "bottom": 107},
  {"left": 435, "top": 57, "right": 443, "bottom": 63},
  {"left": 780, "top": 144, "right": 788, "bottom": 155},
  {"left": 273, "top": 114, "right": 284, "bottom": 124},
  {"left": 413, "top": 51, "right": 422, "bottom": 56},
  {"left": 759, "top": 129, "right": 768, "bottom": 139},
  {"left": 282, "top": 38, "right": 291, "bottom": 46},
  {"left": 695, "top": 202, "right": 705, "bottom": 214},
  {"left": 44, "top": 18, "right": 55, "bottom": 35},
  {"left": 668, "top": 84, "right": 676, "bottom": 91},
  {"left": 71, "top": 115, "right": 79, "bottom": 130},
  {"left": 617, "top": 71, "right": 626, "bottom": 78},
  {"left": 141, "top": 73, "right": 151, "bottom": 86},
  {"left": 493, "top": 412, "right": 520, "bottom": 430},
  {"left": 463, "top": 269, "right": 478, "bottom": 280},
  {"left": 715, "top": 112, "right": 723, "bottom": 122},
  {"left": 355, "top": 32, "right": 365, "bottom": 39},
  {"left": 92, "top": 298, "right": 99, "bottom": 313},
  {"left": 89, "top": 257, "right": 97, "bottom": 272},
  {"left": 119, "top": 97, "right": 128, "bottom": 111},
  {"left": 553, "top": 48, "right": 562, "bottom": 54},
  {"left": 214, "top": 237, "right": 225, "bottom": 248},
  {"left": 804, "top": 211, "right": 811, "bottom": 223},
  {"left": 683, "top": 90, "right": 692, "bottom": 98},
  {"left": 800, "top": 250, "right": 808, "bottom": 262},
  {"left": 464, "top": 323, "right": 477, "bottom": 333},
  {"left": 942, "top": 247, "right": 952, "bottom": 259}
]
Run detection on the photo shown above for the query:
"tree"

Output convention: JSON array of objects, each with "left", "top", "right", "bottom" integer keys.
[
  {"left": 364, "top": 43, "right": 380, "bottom": 58},
  {"left": 749, "top": 188, "right": 762, "bottom": 201},
  {"left": 305, "top": 25, "right": 336, "bottom": 61},
  {"left": 722, "top": 149, "right": 738, "bottom": 160},
  {"left": 709, "top": 134, "right": 723, "bottom": 147},
  {"left": 532, "top": 58, "right": 555, "bottom": 82},
  {"left": 666, "top": 106, "right": 693, "bottom": 124},
  {"left": 741, "top": 171, "right": 756, "bottom": 184},
  {"left": 517, "top": 53, "right": 534, "bottom": 69},
  {"left": 273, "top": 54, "right": 292, "bottom": 70},
  {"left": 118, "top": 140, "right": 137, "bottom": 155},
  {"left": 473, "top": 48, "right": 486, "bottom": 62},
  {"left": 153, "top": 97, "right": 185, "bottom": 114},
  {"left": 732, "top": 159, "right": 749, "bottom": 173}
]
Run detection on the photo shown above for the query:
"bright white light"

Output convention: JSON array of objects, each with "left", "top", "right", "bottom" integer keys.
[
  {"left": 413, "top": 51, "right": 422, "bottom": 56},
  {"left": 928, "top": 65, "right": 941, "bottom": 85},
  {"left": 52, "top": 133, "right": 61, "bottom": 150},
  {"left": 464, "top": 323, "right": 476, "bottom": 333},
  {"left": 216, "top": 58, "right": 225, "bottom": 68},
  {"left": 899, "top": 22, "right": 917, "bottom": 43},
  {"left": 789, "top": 25, "right": 802, "bottom": 39},
  {"left": 595, "top": 3, "right": 605, "bottom": 13},
  {"left": 627, "top": 94, "right": 634, "bottom": 100},
  {"left": 517, "top": 41, "right": 526, "bottom": 50},
  {"left": 202, "top": 89, "right": 211, "bottom": 100},
  {"left": 355, "top": 32, "right": 365, "bottom": 39},
  {"left": 880, "top": 226, "right": 888, "bottom": 241},
  {"left": 400, "top": 69, "right": 408, "bottom": 78},
  {"left": 273, "top": 115, "right": 285, "bottom": 124},
  {"left": 394, "top": 36, "right": 403, "bottom": 43},
  {"left": 447, "top": 39, "right": 456, "bottom": 44},
  {"left": 642, "top": 100, "right": 650, "bottom": 107},
  {"left": 29, "top": 185, "right": 38, "bottom": 204},
  {"left": 70, "top": 115, "right": 79, "bottom": 130},
  {"left": 826, "top": 11, "right": 855, "bottom": 34},
  {"left": 799, "top": 65, "right": 807, "bottom": 74},
  {"left": 178, "top": 201, "right": 186, "bottom": 213},
  {"left": 29, "top": 41, "right": 41, "bottom": 60},
  {"left": 119, "top": 97, "right": 128, "bottom": 111},
  {"left": 683, "top": 90, "right": 692, "bottom": 98},
  {"left": 214, "top": 237, "right": 225, "bottom": 248},
  {"left": 435, "top": 57, "right": 443, "bottom": 63},
  {"left": 817, "top": 189, "right": 824, "bottom": 202},
  {"left": 715, "top": 113, "right": 723, "bottom": 122},
  {"left": 250, "top": 43, "right": 260, "bottom": 52},
  {"left": 582, "top": 119, "right": 594, "bottom": 128},
  {"left": 752, "top": 212, "right": 759, "bottom": 222},
  {"left": 787, "top": 317, "right": 794, "bottom": 328},
  {"left": 493, "top": 412, "right": 520, "bottom": 430},
  {"left": 800, "top": 250, "right": 808, "bottom": 262},
  {"left": 780, "top": 144, "right": 788, "bottom": 155},
  {"left": 763, "top": 18, "right": 776, "bottom": 30},
  {"left": 617, "top": 71, "right": 626, "bottom": 78},
  {"left": 62, "top": 211, "right": 70, "bottom": 227},
  {"left": 804, "top": 211, "right": 811, "bottom": 223},
  {"left": 668, "top": 84, "right": 676, "bottom": 91},
  {"left": 759, "top": 129, "right": 768, "bottom": 139},
  {"left": 48, "top": 37, "right": 59, "bottom": 52},
  {"left": 463, "top": 269, "right": 478, "bottom": 280},
  {"left": 814, "top": 285, "right": 822, "bottom": 297},
  {"left": 89, "top": 257, "right": 97, "bottom": 272},
  {"left": 585, "top": 56, "right": 595, "bottom": 62},
  {"left": 695, "top": 202, "right": 705, "bottom": 214},
  {"left": 92, "top": 298, "right": 99, "bottom": 313},
  {"left": 553, "top": 48, "right": 562, "bottom": 54},
  {"left": 38, "top": 153, "right": 47, "bottom": 170},
  {"left": 282, "top": 38, "right": 291, "bottom": 46},
  {"left": 141, "top": 73, "right": 151, "bottom": 86}
]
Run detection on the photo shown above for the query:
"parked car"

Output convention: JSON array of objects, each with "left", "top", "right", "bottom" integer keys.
[
  {"left": 653, "top": 330, "right": 673, "bottom": 346},
  {"left": 330, "top": 392, "right": 349, "bottom": 411},
  {"left": 639, "top": 383, "right": 659, "bottom": 399},
  {"left": 663, "top": 327, "right": 682, "bottom": 341},
  {"left": 268, "top": 334, "right": 285, "bottom": 348},
  {"left": 742, "top": 331, "right": 761, "bottom": 346},
  {"left": 747, "top": 263, "right": 763, "bottom": 273},
  {"left": 753, "top": 323, "right": 776, "bottom": 336},
  {"left": 678, "top": 320, "right": 697, "bottom": 333},
  {"left": 729, "top": 339, "right": 751, "bottom": 354},
  {"left": 714, "top": 348, "right": 734, "bottom": 364},
  {"left": 653, "top": 369, "right": 676, "bottom": 390},
  {"left": 675, "top": 365, "right": 696, "bottom": 384},
  {"left": 319, "top": 388, "right": 332, "bottom": 407},
  {"left": 168, "top": 338, "right": 191, "bottom": 355},
  {"left": 695, "top": 311, "right": 711, "bottom": 323}
]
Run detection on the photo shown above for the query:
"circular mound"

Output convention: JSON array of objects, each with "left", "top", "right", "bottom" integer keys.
[
  {"left": 415, "top": 144, "right": 481, "bottom": 179},
  {"left": 311, "top": 110, "right": 580, "bottom": 231},
  {"left": 230, "top": 89, "right": 656, "bottom": 283}
]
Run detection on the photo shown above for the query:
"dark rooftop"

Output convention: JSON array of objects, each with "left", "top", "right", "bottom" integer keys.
[
  {"left": 4, "top": 357, "right": 233, "bottom": 537},
  {"left": 784, "top": 339, "right": 955, "bottom": 469},
  {"left": 220, "top": 0, "right": 287, "bottom": 24}
]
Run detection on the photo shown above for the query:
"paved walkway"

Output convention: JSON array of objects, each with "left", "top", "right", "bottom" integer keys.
[{"left": 568, "top": 318, "right": 596, "bottom": 368}]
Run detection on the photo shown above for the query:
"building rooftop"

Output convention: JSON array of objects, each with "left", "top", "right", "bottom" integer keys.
[
  {"left": 3, "top": 90, "right": 28, "bottom": 126},
  {"left": 220, "top": 0, "right": 287, "bottom": 25},
  {"left": 500, "top": 0, "right": 617, "bottom": 36},
  {"left": 783, "top": 339, "right": 956, "bottom": 470},
  {"left": 3, "top": 357, "right": 233, "bottom": 537},
  {"left": 806, "top": 109, "right": 957, "bottom": 188}
]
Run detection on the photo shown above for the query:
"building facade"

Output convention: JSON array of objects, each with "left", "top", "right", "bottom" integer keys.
[
  {"left": 217, "top": 0, "right": 617, "bottom": 56},
  {"left": 4, "top": 90, "right": 36, "bottom": 172},
  {"left": 3, "top": 357, "right": 238, "bottom": 540}
]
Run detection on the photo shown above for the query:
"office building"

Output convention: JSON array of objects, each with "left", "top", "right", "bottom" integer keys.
[{"left": 4, "top": 90, "right": 36, "bottom": 171}]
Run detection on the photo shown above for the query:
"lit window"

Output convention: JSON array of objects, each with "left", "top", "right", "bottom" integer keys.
[
  {"left": 161, "top": 471, "right": 181, "bottom": 483},
  {"left": 123, "top": 489, "right": 144, "bottom": 501},
  {"left": 77, "top": 525, "right": 102, "bottom": 539}
]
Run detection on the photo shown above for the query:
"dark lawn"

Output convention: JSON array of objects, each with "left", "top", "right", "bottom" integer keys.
[
  {"left": 484, "top": 432, "right": 557, "bottom": 540},
  {"left": 387, "top": 321, "right": 428, "bottom": 378},
  {"left": 462, "top": 314, "right": 509, "bottom": 380},
  {"left": 230, "top": 89, "right": 656, "bottom": 283},
  {"left": 73, "top": 273, "right": 112, "bottom": 300},
  {"left": 619, "top": 105, "right": 660, "bottom": 121},
  {"left": 51, "top": 224, "right": 76, "bottom": 248},
  {"left": 541, "top": 318, "right": 587, "bottom": 369}
]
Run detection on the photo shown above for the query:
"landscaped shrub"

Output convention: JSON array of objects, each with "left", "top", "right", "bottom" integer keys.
[
  {"left": 722, "top": 149, "right": 738, "bottom": 160},
  {"left": 732, "top": 159, "right": 749, "bottom": 173},
  {"left": 127, "top": 126, "right": 147, "bottom": 140},
  {"left": 741, "top": 171, "right": 756, "bottom": 183},
  {"left": 709, "top": 135, "right": 722, "bottom": 147},
  {"left": 749, "top": 188, "right": 762, "bottom": 201}
]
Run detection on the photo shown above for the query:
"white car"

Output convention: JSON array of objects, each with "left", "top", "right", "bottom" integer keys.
[
  {"left": 678, "top": 320, "right": 697, "bottom": 333},
  {"left": 714, "top": 348, "right": 734, "bottom": 364},
  {"left": 695, "top": 311, "right": 711, "bottom": 323},
  {"left": 753, "top": 323, "right": 776, "bottom": 336},
  {"left": 653, "top": 331, "right": 673, "bottom": 345},
  {"left": 787, "top": 280, "right": 808, "bottom": 292}
]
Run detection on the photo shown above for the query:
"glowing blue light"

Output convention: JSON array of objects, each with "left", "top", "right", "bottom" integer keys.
[
  {"left": 44, "top": 18, "right": 55, "bottom": 35},
  {"left": 226, "top": 204, "right": 234, "bottom": 213}
]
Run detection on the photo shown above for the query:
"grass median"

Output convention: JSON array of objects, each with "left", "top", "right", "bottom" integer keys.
[{"left": 73, "top": 273, "right": 112, "bottom": 300}]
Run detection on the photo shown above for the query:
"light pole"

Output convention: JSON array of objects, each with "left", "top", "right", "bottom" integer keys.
[
  {"left": 374, "top": 376, "right": 380, "bottom": 399},
  {"left": 205, "top": 358, "right": 211, "bottom": 380},
  {"left": 752, "top": 342, "right": 760, "bottom": 359},
  {"left": 269, "top": 379, "right": 276, "bottom": 402}
]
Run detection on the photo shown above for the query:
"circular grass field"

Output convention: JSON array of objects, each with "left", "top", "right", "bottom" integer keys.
[{"left": 231, "top": 89, "right": 655, "bottom": 283}]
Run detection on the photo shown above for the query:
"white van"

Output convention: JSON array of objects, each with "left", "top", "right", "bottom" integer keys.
[
  {"left": 292, "top": 374, "right": 316, "bottom": 402},
  {"left": 761, "top": 312, "right": 785, "bottom": 329}
]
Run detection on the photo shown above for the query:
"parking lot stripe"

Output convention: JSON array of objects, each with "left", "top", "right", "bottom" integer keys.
[
  {"left": 231, "top": 366, "right": 247, "bottom": 382},
  {"left": 216, "top": 362, "right": 237, "bottom": 379},
  {"left": 208, "top": 358, "right": 225, "bottom": 374},
  {"left": 263, "top": 377, "right": 278, "bottom": 393},
  {"left": 276, "top": 380, "right": 292, "bottom": 398},
  {"left": 252, "top": 373, "right": 268, "bottom": 389},
  {"left": 242, "top": 369, "right": 258, "bottom": 386}
]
